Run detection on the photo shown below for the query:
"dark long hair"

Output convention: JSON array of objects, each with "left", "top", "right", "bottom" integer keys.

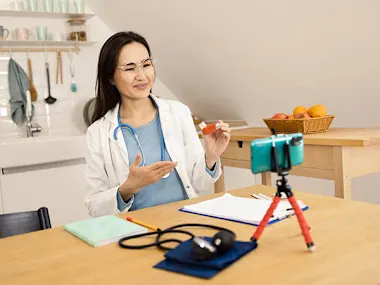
[{"left": 91, "top": 31, "right": 151, "bottom": 124}]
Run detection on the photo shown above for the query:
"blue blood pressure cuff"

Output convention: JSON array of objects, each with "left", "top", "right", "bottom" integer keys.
[{"left": 154, "top": 237, "right": 257, "bottom": 279}]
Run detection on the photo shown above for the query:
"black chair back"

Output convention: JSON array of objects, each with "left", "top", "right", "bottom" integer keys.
[{"left": 0, "top": 207, "right": 52, "bottom": 238}]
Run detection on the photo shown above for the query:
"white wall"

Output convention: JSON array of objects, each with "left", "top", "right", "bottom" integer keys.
[
  {"left": 0, "top": 2, "right": 178, "bottom": 141},
  {"left": 89, "top": 0, "right": 380, "bottom": 204},
  {"left": 88, "top": 0, "right": 380, "bottom": 124}
]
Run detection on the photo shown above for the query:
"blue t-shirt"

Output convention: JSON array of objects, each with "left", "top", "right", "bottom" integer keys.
[{"left": 116, "top": 113, "right": 218, "bottom": 211}]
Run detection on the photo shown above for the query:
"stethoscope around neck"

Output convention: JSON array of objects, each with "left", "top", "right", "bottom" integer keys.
[{"left": 113, "top": 106, "right": 170, "bottom": 179}]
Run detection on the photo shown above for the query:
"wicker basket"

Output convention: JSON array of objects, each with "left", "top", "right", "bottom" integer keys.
[{"left": 263, "top": 115, "right": 334, "bottom": 134}]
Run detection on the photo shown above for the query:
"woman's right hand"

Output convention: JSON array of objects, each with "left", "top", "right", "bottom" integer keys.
[{"left": 119, "top": 154, "right": 177, "bottom": 200}]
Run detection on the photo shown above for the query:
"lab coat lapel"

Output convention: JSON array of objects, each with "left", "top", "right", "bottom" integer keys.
[
  {"left": 156, "top": 98, "right": 189, "bottom": 186},
  {"left": 156, "top": 98, "right": 179, "bottom": 162},
  {"left": 106, "top": 103, "right": 130, "bottom": 167}
]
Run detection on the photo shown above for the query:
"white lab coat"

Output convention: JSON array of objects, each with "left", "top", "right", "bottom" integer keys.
[{"left": 84, "top": 95, "right": 222, "bottom": 217}]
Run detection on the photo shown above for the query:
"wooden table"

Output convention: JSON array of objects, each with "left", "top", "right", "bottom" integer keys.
[
  {"left": 1, "top": 185, "right": 380, "bottom": 285},
  {"left": 216, "top": 128, "right": 380, "bottom": 199}
]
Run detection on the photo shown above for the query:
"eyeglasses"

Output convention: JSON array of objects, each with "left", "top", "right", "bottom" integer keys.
[{"left": 116, "top": 57, "right": 156, "bottom": 76}]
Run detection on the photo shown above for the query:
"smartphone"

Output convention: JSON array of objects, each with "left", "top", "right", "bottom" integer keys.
[{"left": 250, "top": 133, "right": 304, "bottom": 174}]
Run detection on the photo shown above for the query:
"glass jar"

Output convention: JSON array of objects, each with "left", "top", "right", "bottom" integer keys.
[{"left": 66, "top": 19, "right": 87, "bottom": 41}]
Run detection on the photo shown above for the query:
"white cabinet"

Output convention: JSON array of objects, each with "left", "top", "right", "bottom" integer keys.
[{"left": 1, "top": 161, "right": 91, "bottom": 227}]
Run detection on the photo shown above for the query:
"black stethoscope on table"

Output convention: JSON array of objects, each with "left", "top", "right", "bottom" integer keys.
[
  {"left": 118, "top": 223, "right": 237, "bottom": 261},
  {"left": 113, "top": 105, "right": 170, "bottom": 178}
]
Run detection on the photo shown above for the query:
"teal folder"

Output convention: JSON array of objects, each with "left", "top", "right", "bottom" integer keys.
[{"left": 64, "top": 215, "right": 148, "bottom": 247}]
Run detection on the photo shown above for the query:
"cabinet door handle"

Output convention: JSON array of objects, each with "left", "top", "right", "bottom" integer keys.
[
  {"left": 237, "top": 141, "right": 243, "bottom": 148},
  {"left": 1, "top": 158, "right": 86, "bottom": 175}
]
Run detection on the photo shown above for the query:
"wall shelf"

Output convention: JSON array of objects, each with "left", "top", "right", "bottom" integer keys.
[
  {"left": 0, "top": 9, "right": 95, "bottom": 20},
  {"left": 0, "top": 40, "right": 96, "bottom": 47},
  {"left": 0, "top": 40, "right": 96, "bottom": 53}
]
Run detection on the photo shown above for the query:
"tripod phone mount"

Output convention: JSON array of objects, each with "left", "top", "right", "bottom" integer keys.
[{"left": 251, "top": 129, "right": 316, "bottom": 252}]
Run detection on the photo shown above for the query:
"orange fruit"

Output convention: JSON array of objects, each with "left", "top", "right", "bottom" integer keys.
[
  {"left": 272, "top": 113, "right": 288, "bottom": 119},
  {"left": 303, "top": 113, "right": 311, "bottom": 119},
  {"left": 308, "top": 104, "right": 327, "bottom": 117},
  {"left": 288, "top": 115, "right": 294, "bottom": 120},
  {"left": 293, "top": 106, "right": 307, "bottom": 115},
  {"left": 294, "top": 113, "right": 311, "bottom": 119}
]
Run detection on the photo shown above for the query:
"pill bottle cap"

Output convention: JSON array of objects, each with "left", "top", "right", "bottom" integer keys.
[{"left": 198, "top": 121, "right": 207, "bottom": 130}]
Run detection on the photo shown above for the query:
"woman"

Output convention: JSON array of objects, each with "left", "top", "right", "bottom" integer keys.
[{"left": 85, "top": 31, "right": 231, "bottom": 217}]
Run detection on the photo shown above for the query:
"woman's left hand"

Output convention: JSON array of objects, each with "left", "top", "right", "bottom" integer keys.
[{"left": 203, "top": 120, "right": 231, "bottom": 169}]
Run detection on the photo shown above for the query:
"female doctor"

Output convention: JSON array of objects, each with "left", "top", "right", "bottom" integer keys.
[{"left": 85, "top": 31, "right": 231, "bottom": 217}]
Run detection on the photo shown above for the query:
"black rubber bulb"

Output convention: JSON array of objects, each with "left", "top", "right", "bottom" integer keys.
[{"left": 211, "top": 231, "right": 235, "bottom": 253}]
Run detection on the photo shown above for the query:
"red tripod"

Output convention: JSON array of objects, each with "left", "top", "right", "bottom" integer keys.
[{"left": 251, "top": 133, "right": 316, "bottom": 252}]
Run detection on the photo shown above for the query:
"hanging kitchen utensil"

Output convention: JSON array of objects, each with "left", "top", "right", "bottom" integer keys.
[
  {"left": 27, "top": 51, "right": 38, "bottom": 102},
  {"left": 56, "top": 50, "right": 63, "bottom": 84},
  {"left": 69, "top": 50, "right": 77, "bottom": 92},
  {"left": 44, "top": 50, "right": 57, "bottom": 104}
]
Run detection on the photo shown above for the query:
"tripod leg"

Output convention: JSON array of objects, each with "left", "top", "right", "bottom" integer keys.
[
  {"left": 251, "top": 195, "right": 281, "bottom": 243},
  {"left": 287, "top": 195, "right": 316, "bottom": 252}
]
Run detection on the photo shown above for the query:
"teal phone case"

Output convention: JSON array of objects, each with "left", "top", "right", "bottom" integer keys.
[{"left": 250, "top": 133, "right": 304, "bottom": 174}]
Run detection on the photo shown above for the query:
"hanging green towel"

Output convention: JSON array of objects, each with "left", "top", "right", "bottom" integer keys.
[{"left": 8, "top": 58, "right": 33, "bottom": 126}]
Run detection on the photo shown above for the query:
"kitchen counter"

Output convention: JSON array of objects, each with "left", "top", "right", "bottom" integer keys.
[
  {"left": 0, "top": 133, "right": 86, "bottom": 169},
  {"left": 0, "top": 132, "right": 90, "bottom": 226}
]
